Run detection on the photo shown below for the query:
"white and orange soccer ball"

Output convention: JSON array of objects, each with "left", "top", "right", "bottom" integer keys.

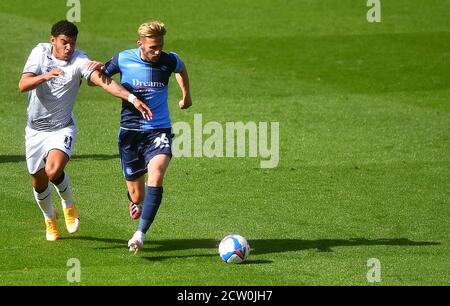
[{"left": 218, "top": 234, "right": 250, "bottom": 263}]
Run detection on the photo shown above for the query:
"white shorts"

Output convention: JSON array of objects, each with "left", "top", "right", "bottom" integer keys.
[{"left": 25, "top": 125, "right": 77, "bottom": 175}]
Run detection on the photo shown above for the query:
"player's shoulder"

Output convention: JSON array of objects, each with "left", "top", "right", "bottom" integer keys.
[
  {"left": 160, "top": 51, "right": 183, "bottom": 72},
  {"left": 69, "top": 49, "right": 90, "bottom": 68},
  {"left": 118, "top": 48, "right": 140, "bottom": 60},
  {"left": 167, "top": 51, "right": 181, "bottom": 58},
  {"left": 113, "top": 49, "right": 141, "bottom": 68},
  {"left": 160, "top": 51, "right": 181, "bottom": 64},
  {"left": 31, "top": 43, "right": 51, "bottom": 54},
  {"left": 163, "top": 51, "right": 180, "bottom": 60},
  {"left": 73, "top": 49, "right": 89, "bottom": 60}
]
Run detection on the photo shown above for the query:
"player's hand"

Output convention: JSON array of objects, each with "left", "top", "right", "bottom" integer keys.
[
  {"left": 86, "top": 61, "right": 104, "bottom": 71},
  {"left": 179, "top": 95, "right": 192, "bottom": 110},
  {"left": 133, "top": 99, "right": 153, "bottom": 120},
  {"left": 44, "top": 68, "right": 64, "bottom": 81}
]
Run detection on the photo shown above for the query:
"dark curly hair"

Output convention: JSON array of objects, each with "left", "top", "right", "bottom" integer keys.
[{"left": 51, "top": 20, "right": 78, "bottom": 38}]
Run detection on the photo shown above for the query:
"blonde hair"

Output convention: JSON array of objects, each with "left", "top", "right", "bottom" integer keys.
[{"left": 137, "top": 20, "right": 166, "bottom": 39}]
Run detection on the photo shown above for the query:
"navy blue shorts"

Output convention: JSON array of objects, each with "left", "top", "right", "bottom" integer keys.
[{"left": 118, "top": 128, "right": 173, "bottom": 181}]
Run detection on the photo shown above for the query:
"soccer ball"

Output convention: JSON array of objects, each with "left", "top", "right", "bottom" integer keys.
[{"left": 218, "top": 234, "right": 250, "bottom": 263}]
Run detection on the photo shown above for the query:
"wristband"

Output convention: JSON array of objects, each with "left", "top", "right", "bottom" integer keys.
[{"left": 127, "top": 94, "right": 137, "bottom": 104}]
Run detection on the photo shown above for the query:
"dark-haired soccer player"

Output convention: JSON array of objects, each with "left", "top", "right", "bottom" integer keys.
[
  {"left": 101, "top": 20, "right": 192, "bottom": 252},
  {"left": 19, "top": 20, "right": 152, "bottom": 241}
]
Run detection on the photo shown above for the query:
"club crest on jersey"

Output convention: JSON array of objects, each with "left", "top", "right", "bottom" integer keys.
[
  {"left": 153, "top": 133, "right": 170, "bottom": 149},
  {"left": 46, "top": 65, "right": 58, "bottom": 72}
]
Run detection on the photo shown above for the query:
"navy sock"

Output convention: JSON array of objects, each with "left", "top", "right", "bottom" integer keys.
[{"left": 138, "top": 186, "right": 163, "bottom": 234}]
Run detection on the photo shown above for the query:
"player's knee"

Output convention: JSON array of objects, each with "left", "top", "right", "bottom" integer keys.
[
  {"left": 148, "top": 172, "right": 164, "bottom": 187},
  {"left": 45, "top": 164, "right": 63, "bottom": 181}
]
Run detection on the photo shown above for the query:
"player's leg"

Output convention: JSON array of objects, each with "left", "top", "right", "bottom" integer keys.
[
  {"left": 46, "top": 149, "right": 79, "bottom": 232},
  {"left": 126, "top": 176, "right": 145, "bottom": 220},
  {"left": 126, "top": 175, "right": 146, "bottom": 252},
  {"left": 46, "top": 127, "right": 79, "bottom": 233},
  {"left": 26, "top": 127, "right": 59, "bottom": 241},
  {"left": 45, "top": 149, "right": 69, "bottom": 181},
  {"left": 138, "top": 154, "right": 170, "bottom": 233},
  {"left": 119, "top": 129, "right": 148, "bottom": 251},
  {"left": 118, "top": 128, "right": 147, "bottom": 220},
  {"left": 47, "top": 149, "right": 73, "bottom": 209},
  {"left": 31, "top": 169, "right": 60, "bottom": 241},
  {"left": 127, "top": 129, "right": 172, "bottom": 252},
  {"left": 31, "top": 169, "right": 55, "bottom": 221},
  {"left": 128, "top": 154, "right": 171, "bottom": 253}
]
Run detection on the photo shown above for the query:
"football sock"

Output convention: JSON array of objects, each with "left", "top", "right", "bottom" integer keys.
[
  {"left": 138, "top": 186, "right": 163, "bottom": 234},
  {"left": 33, "top": 185, "right": 54, "bottom": 220},
  {"left": 51, "top": 172, "right": 73, "bottom": 209}
]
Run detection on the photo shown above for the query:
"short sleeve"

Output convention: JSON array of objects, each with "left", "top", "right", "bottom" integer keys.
[
  {"left": 168, "top": 52, "right": 184, "bottom": 73},
  {"left": 102, "top": 54, "right": 121, "bottom": 77},
  {"left": 23, "top": 45, "right": 43, "bottom": 75},
  {"left": 77, "top": 52, "right": 94, "bottom": 80}
]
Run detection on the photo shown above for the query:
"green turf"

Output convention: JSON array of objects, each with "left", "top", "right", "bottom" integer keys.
[{"left": 0, "top": 0, "right": 449, "bottom": 285}]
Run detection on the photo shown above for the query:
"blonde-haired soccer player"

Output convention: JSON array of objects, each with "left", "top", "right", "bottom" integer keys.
[
  {"left": 102, "top": 20, "right": 192, "bottom": 252},
  {"left": 19, "top": 20, "right": 152, "bottom": 241}
]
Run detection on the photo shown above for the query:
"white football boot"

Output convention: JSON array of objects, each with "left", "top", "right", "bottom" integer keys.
[{"left": 128, "top": 231, "right": 145, "bottom": 253}]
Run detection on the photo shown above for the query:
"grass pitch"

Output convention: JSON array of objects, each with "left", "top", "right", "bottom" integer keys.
[{"left": 0, "top": 0, "right": 449, "bottom": 285}]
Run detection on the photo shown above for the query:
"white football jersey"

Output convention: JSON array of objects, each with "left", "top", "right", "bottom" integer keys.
[{"left": 22, "top": 43, "right": 93, "bottom": 131}]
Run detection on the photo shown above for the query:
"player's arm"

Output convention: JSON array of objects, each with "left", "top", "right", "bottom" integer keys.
[
  {"left": 84, "top": 61, "right": 105, "bottom": 86},
  {"left": 175, "top": 65, "right": 192, "bottom": 110},
  {"left": 88, "top": 70, "right": 152, "bottom": 120},
  {"left": 18, "top": 69, "right": 64, "bottom": 93}
]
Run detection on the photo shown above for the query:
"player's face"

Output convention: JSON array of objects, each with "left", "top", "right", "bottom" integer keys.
[
  {"left": 51, "top": 35, "right": 76, "bottom": 61},
  {"left": 138, "top": 36, "right": 164, "bottom": 63}
]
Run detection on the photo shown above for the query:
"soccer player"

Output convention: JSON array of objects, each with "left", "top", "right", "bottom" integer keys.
[
  {"left": 19, "top": 20, "right": 152, "bottom": 241},
  {"left": 101, "top": 20, "right": 192, "bottom": 252}
]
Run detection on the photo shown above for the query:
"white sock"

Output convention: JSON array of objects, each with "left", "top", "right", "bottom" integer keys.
[
  {"left": 33, "top": 185, "right": 54, "bottom": 220},
  {"left": 53, "top": 173, "right": 73, "bottom": 209},
  {"left": 133, "top": 231, "right": 145, "bottom": 244}
]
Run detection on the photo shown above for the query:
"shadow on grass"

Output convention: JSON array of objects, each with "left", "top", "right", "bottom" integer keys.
[
  {"left": 0, "top": 155, "right": 24, "bottom": 163},
  {"left": 64, "top": 236, "right": 440, "bottom": 263},
  {"left": 71, "top": 154, "right": 119, "bottom": 161},
  {"left": 0, "top": 154, "right": 118, "bottom": 164}
]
